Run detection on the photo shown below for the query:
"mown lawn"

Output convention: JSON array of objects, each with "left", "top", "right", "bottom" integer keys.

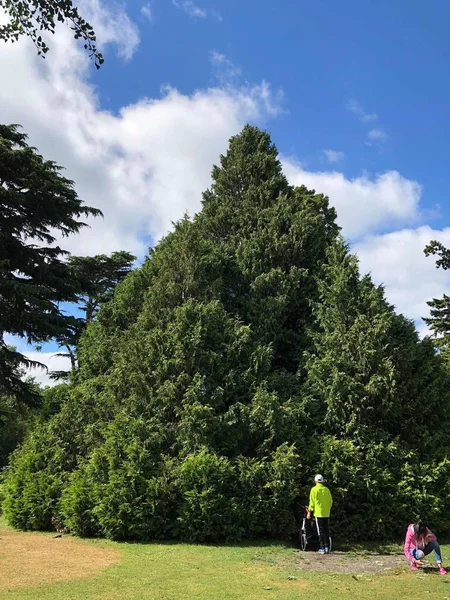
[{"left": 2, "top": 518, "right": 450, "bottom": 600}]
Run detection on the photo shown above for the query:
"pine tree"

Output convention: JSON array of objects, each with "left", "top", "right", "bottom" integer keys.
[
  {"left": 4, "top": 125, "right": 339, "bottom": 539},
  {"left": 199, "top": 125, "right": 339, "bottom": 371},
  {"left": 52, "top": 251, "right": 135, "bottom": 378},
  {"left": 6, "top": 126, "right": 450, "bottom": 543},
  {"left": 0, "top": 124, "right": 101, "bottom": 403}
]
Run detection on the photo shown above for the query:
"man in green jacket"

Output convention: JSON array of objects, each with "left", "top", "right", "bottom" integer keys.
[{"left": 307, "top": 474, "right": 333, "bottom": 554}]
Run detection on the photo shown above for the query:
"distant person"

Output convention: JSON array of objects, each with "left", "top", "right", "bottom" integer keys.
[
  {"left": 404, "top": 520, "right": 447, "bottom": 575},
  {"left": 307, "top": 474, "right": 333, "bottom": 554}
]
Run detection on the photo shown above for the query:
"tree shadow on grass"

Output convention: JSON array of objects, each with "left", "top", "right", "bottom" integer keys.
[
  {"left": 332, "top": 540, "right": 403, "bottom": 556},
  {"left": 110, "top": 534, "right": 403, "bottom": 557}
]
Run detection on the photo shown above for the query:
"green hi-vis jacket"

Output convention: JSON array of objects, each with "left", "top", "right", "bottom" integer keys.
[{"left": 308, "top": 483, "right": 333, "bottom": 518}]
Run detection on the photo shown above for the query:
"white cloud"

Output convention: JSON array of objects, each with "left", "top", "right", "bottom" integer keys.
[
  {"left": 141, "top": 3, "right": 153, "bottom": 22},
  {"left": 210, "top": 51, "right": 242, "bottom": 85},
  {"left": 79, "top": 0, "right": 140, "bottom": 61},
  {"left": 2, "top": 334, "right": 71, "bottom": 388},
  {"left": 0, "top": 5, "right": 283, "bottom": 258},
  {"left": 173, "top": 0, "right": 207, "bottom": 18},
  {"left": 368, "top": 128, "right": 388, "bottom": 142},
  {"left": 324, "top": 149, "right": 345, "bottom": 163},
  {"left": 347, "top": 99, "right": 389, "bottom": 144},
  {"left": 347, "top": 98, "right": 377, "bottom": 123},
  {"left": 354, "top": 226, "right": 450, "bottom": 330},
  {"left": 24, "top": 352, "right": 72, "bottom": 388},
  {"left": 282, "top": 159, "right": 421, "bottom": 239},
  {"left": 1, "top": 1, "right": 415, "bottom": 259}
]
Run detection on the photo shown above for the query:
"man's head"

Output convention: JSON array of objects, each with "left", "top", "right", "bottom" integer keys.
[{"left": 314, "top": 474, "right": 324, "bottom": 484}]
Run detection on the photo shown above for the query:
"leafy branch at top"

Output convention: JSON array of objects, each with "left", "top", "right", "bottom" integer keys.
[{"left": 0, "top": 0, "right": 104, "bottom": 68}]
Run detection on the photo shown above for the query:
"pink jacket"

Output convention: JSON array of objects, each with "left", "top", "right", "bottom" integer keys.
[{"left": 404, "top": 524, "right": 437, "bottom": 562}]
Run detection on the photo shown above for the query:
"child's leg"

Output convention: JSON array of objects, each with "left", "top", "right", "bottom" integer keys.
[
  {"left": 409, "top": 549, "right": 422, "bottom": 566},
  {"left": 423, "top": 540, "right": 443, "bottom": 564}
]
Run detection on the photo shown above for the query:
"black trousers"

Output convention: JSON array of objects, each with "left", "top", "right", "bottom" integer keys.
[{"left": 315, "top": 517, "right": 330, "bottom": 549}]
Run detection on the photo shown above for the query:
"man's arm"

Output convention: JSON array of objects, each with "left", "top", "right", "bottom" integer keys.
[{"left": 308, "top": 487, "right": 315, "bottom": 515}]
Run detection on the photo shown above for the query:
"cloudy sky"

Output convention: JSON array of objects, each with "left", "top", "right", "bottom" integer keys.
[{"left": 2, "top": 0, "right": 450, "bottom": 384}]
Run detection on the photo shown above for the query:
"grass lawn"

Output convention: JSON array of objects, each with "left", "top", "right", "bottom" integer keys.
[{"left": 1, "top": 518, "right": 450, "bottom": 600}]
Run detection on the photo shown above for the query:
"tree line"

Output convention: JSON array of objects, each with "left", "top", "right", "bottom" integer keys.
[{"left": 2, "top": 124, "right": 450, "bottom": 542}]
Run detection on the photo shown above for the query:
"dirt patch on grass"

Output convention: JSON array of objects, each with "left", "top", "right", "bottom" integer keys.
[
  {"left": 0, "top": 526, "right": 120, "bottom": 590},
  {"left": 254, "top": 549, "right": 412, "bottom": 575},
  {"left": 294, "top": 550, "right": 407, "bottom": 574}
]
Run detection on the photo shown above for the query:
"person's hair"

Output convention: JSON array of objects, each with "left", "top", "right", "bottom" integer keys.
[{"left": 414, "top": 520, "right": 427, "bottom": 537}]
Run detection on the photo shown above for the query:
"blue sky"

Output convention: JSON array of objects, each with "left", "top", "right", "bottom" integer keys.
[
  {"left": 98, "top": 0, "right": 450, "bottom": 228},
  {"left": 1, "top": 0, "right": 450, "bottom": 383}
]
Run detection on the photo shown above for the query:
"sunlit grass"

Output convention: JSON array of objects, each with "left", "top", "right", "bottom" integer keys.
[{"left": 2, "top": 518, "right": 450, "bottom": 600}]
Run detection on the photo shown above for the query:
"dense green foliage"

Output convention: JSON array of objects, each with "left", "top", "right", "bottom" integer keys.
[
  {"left": 0, "top": 392, "right": 35, "bottom": 469},
  {"left": 304, "top": 242, "right": 450, "bottom": 538},
  {"left": 0, "top": 0, "right": 103, "bottom": 67},
  {"left": 0, "top": 351, "right": 36, "bottom": 467},
  {"left": 4, "top": 126, "right": 450, "bottom": 542},
  {"left": 0, "top": 124, "right": 101, "bottom": 404},
  {"left": 0, "top": 377, "right": 69, "bottom": 469}
]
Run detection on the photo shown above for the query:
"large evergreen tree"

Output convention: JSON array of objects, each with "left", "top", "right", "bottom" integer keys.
[
  {"left": 0, "top": 123, "right": 101, "bottom": 403},
  {"left": 4, "top": 126, "right": 450, "bottom": 542}
]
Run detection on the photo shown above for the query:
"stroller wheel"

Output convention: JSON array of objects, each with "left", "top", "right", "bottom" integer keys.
[
  {"left": 300, "top": 534, "right": 307, "bottom": 551},
  {"left": 329, "top": 536, "right": 332, "bottom": 552}
]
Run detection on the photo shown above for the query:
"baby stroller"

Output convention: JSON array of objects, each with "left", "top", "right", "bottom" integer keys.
[{"left": 293, "top": 498, "right": 332, "bottom": 552}]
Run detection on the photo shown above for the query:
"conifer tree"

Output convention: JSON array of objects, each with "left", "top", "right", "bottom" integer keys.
[
  {"left": 5, "top": 126, "right": 339, "bottom": 538},
  {"left": 5, "top": 126, "right": 450, "bottom": 542},
  {"left": 0, "top": 124, "right": 101, "bottom": 403},
  {"left": 424, "top": 240, "right": 450, "bottom": 351},
  {"left": 52, "top": 251, "right": 135, "bottom": 378}
]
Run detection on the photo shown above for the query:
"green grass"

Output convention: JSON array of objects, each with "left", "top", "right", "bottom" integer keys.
[{"left": 2, "top": 518, "right": 450, "bottom": 600}]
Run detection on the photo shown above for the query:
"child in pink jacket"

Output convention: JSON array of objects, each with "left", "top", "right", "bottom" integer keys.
[{"left": 404, "top": 521, "right": 447, "bottom": 574}]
